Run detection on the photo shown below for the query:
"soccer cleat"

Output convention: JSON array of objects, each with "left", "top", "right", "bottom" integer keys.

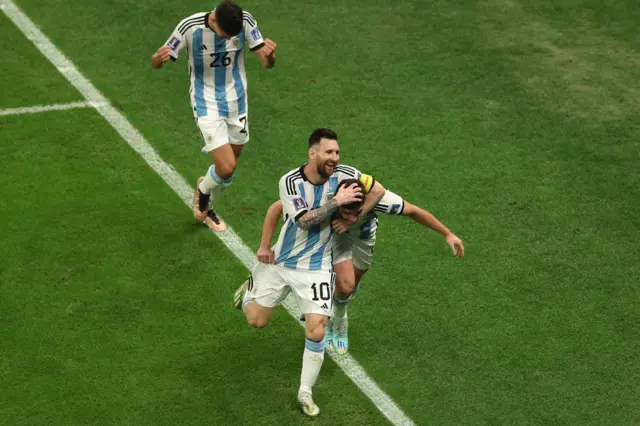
[
  {"left": 334, "top": 314, "right": 349, "bottom": 355},
  {"left": 205, "top": 209, "right": 227, "bottom": 232},
  {"left": 192, "top": 177, "right": 209, "bottom": 222},
  {"left": 324, "top": 317, "right": 335, "bottom": 352},
  {"left": 233, "top": 280, "right": 249, "bottom": 310},
  {"left": 297, "top": 392, "right": 320, "bottom": 417}
]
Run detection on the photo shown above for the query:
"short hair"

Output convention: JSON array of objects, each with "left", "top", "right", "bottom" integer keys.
[
  {"left": 309, "top": 128, "right": 338, "bottom": 148},
  {"left": 215, "top": 0, "right": 243, "bottom": 36},
  {"left": 335, "top": 178, "right": 365, "bottom": 210}
]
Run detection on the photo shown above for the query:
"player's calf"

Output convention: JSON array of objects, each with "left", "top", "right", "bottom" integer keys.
[{"left": 299, "top": 313, "right": 327, "bottom": 417}]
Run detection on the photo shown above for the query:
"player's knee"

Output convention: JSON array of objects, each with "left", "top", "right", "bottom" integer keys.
[
  {"left": 247, "top": 315, "right": 269, "bottom": 328},
  {"left": 245, "top": 308, "right": 271, "bottom": 328},
  {"left": 306, "top": 324, "right": 326, "bottom": 342},
  {"left": 304, "top": 316, "right": 327, "bottom": 341},
  {"left": 216, "top": 158, "right": 237, "bottom": 178},
  {"left": 336, "top": 275, "right": 356, "bottom": 294}
]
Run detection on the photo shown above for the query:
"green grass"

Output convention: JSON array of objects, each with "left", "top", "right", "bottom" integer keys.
[
  {"left": 2, "top": 0, "right": 639, "bottom": 424},
  {"left": 0, "top": 111, "right": 386, "bottom": 425},
  {"left": 0, "top": 13, "right": 81, "bottom": 107}
]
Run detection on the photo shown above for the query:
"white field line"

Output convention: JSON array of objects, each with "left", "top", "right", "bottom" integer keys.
[
  {"left": 0, "top": 1, "right": 415, "bottom": 425},
  {"left": 0, "top": 100, "right": 96, "bottom": 116}
]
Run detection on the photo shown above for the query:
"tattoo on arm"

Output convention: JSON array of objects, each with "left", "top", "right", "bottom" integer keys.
[{"left": 297, "top": 198, "right": 339, "bottom": 230}]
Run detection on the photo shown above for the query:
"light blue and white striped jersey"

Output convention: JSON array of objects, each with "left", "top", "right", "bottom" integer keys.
[
  {"left": 164, "top": 10, "right": 265, "bottom": 118},
  {"left": 349, "top": 190, "right": 405, "bottom": 241},
  {"left": 273, "top": 164, "right": 363, "bottom": 271}
]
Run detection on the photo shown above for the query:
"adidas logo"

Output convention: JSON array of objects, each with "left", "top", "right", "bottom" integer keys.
[
  {"left": 201, "top": 44, "right": 207, "bottom": 50},
  {"left": 321, "top": 303, "right": 328, "bottom": 309}
]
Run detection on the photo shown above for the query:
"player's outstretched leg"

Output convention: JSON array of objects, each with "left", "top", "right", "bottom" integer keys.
[
  {"left": 298, "top": 313, "right": 327, "bottom": 417},
  {"left": 332, "top": 296, "right": 350, "bottom": 355},
  {"left": 196, "top": 165, "right": 231, "bottom": 231},
  {"left": 332, "top": 281, "right": 363, "bottom": 355},
  {"left": 193, "top": 176, "right": 209, "bottom": 222},
  {"left": 197, "top": 143, "right": 242, "bottom": 231},
  {"left": 325, "top": 316, "right": 335, "bottom": 352}
]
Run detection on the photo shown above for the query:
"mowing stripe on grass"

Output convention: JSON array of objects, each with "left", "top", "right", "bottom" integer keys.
[
  {"left": 0, "top": 1, "right": 415, "bottom": 424},
  {"left": 0, "top": 101, "right": 96, "bottom": 116}
]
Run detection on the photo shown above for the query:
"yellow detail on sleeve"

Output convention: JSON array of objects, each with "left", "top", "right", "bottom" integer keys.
[{"left": 359, "top": 174, "right": 374, "bottom": 193}]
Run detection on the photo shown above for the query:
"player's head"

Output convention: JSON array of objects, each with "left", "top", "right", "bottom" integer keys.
[
  {"left": 308, "top": 128, "right": 340, "bottom": 178},
  {"left": 212, "top": 0, "right": 243, "bottom": 39},
  {"left": 335, "top": 178, "right": 365, "bottom": 224}
]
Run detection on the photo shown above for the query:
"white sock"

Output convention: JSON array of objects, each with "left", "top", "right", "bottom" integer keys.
[
  {"left": 198, "top": 165, "right": 234, "bottom": 208},
  {"left": 299, "top": 338, "right": 325, "bottom": 394}
]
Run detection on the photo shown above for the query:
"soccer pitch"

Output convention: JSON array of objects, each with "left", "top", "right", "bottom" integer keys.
[{"left": 1, "top": 0, "right": 639, "bottom": 425}]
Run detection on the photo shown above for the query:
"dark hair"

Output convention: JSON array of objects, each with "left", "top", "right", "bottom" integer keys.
[
  {"left": 215, "top": 0, "right": 243, "bottom": 36},
  {"left": 335, "top": 178, "right": 365, "bottom": 210},
  {"left": 308, "top": 128, "right": 338, "bottom": 148}
]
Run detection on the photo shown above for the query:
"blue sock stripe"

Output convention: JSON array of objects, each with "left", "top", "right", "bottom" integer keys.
[
  {"left": 241, "top": 297, "right": 253, "bottom": 312},
  {"left": 209, "top": 165, "right": 224, "bottom": 184},
  {"left": 305, "top": 338, "right": 325, "bottom": 353},
  {"left": 333, "top": 297, "right": 350, "bottom": 307},
  {"left": 222, "top": 172, "right": 235, "bottom": 184},
  {"left": 209, "top": 166, "right": 235, "bottom": 185},
  {"left": 352, "top": 283, "right": 360, "bottom": 294}
]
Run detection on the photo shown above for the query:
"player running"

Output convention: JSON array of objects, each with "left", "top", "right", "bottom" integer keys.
[
  {"left": 151, "top": 0, "right": 276, "bottom": 231},
  {"left": 259, "top": 183, "right": 465, "bottom": 355},
  {"left": 232, "top": 128, "right": 383, "bottom": 417}
]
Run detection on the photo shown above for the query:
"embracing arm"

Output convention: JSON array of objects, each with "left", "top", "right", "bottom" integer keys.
[
  {"left": 297, "top": 182, "right": 364, "bottom": 230},
  {"left": 402, "top": 201, "right": 465, "bottom": 257},
  {"left": 297, "top": 198, "right": 339, "bottom": 230},
  {"left": 359, "top": 180, "right": 385, "bottom": 219},
  {"left": 403, "top": 202, "right": 451, "bottom": 236}
]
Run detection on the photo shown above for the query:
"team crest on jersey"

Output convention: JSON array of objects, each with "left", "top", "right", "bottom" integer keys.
[
  {"left": 251, "top": 28, "right": 261, "bottom": 41},
  {"left": 167, "top": 36, "right": 181, "bottom": 50},
  {"left": 293, "top": 197, "right": 308, "bottom": 211},
  {"left": 233, "top": 39, "right": 240, "bottom": 47}
]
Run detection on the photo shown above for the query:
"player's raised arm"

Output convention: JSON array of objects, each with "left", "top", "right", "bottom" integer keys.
[
  {"left": 152, "top": 19, "right": 188, "bottom": 68},
  {"left": 402, "top": 201, "right": 465, "bottom": 257},
  {"left": 151, "top": 46, "right": 172, "bottom": 68},
  {"left": 257, "top": 201, "right": 283, "bottom": 264},
  {"left": 242, "top": 11, "right": 276, "bottom": 68}
]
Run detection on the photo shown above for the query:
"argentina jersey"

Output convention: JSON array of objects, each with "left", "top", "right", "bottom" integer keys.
[
  {"left": 164, "top": 10, "right": 265, "bottom": 118},
  {"left": 349, "top": 189, "right": 405, "bottom": 241},
  {"left": 273, "top": 165, "right": 363, "bottom": 271}
]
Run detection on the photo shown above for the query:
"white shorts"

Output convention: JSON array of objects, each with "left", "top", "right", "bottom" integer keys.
[
  {"left": 196, "top": 114, "right": 249, "bottom": 152},
  {"left": 248, "top": 263, "right": 335, "bottom": 316},
  {"left": 332, "top": 233, "right": 376, "bottom": 271}
]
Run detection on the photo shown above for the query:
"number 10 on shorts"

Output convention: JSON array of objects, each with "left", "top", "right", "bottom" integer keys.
[{"left": 310, "top": 282, "right": 331, "bottom": 302}]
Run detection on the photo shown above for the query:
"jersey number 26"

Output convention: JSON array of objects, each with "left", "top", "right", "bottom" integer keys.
[{"left": 210, "top": 52, "right": 231, "bottom": 67}]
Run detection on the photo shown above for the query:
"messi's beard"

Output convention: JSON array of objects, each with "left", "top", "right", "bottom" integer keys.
[{"left": 317, "top": 166, "right": 330, "bottom": 178}]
